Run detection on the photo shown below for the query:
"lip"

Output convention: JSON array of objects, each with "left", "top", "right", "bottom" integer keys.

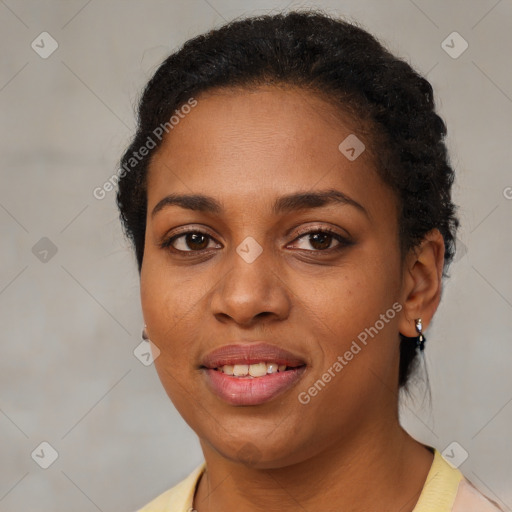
[
  {"left": 200, "top": 343, "right": 307, "bottom": 369},
  {"left": 200, "top": 342, "right": 308, "bottom": 406},
  {"left": 202, "top": 366, "right": 307, "bottom": 406}
]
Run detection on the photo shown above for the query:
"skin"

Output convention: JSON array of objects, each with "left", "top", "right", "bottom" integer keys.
[{"left": 140, "top": 85, "right": 445, "bottom": 512}]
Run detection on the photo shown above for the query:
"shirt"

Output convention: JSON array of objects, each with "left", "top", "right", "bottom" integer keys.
[{"left": 136, "top": 448, "right": 504, "bottom": 511}]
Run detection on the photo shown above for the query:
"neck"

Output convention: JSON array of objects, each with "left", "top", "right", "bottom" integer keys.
[{"left": 193, "top": 417, "right": 434, "bottom": 512}]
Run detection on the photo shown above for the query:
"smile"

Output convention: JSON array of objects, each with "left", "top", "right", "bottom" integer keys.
[{"left": 200, "top": 342, "right": 308, "bottom": 405}]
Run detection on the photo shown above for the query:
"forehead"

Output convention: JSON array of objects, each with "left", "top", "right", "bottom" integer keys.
[{"left": 146, "top": 85, "right": 393, "bottom": 218}]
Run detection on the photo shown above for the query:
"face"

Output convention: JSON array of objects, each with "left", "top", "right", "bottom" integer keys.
[{"left": 141, "top": 85, "right": 406, "bottom": 468}]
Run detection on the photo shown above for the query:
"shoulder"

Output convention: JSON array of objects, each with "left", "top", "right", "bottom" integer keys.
[
  {"left": 452, "top": 478, "right": 504, "bottom": 512},
  {"left": 413, "top": 448, "right": 504, "bottom": 512},
  {"left": 135, "top": 462, "right": 206, "bottom": 512}
]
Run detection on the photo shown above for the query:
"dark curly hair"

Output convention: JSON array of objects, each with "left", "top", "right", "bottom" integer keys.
[{"left": 116, "top": 10, "right": 459, "bottom": 388}]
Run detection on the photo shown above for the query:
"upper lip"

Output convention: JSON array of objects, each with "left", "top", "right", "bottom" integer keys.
[{"left": 200, "top": 343, "right": 307, "bottom": 369}]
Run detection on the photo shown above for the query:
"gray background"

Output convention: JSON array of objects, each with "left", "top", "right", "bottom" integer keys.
[{"left": 1, "top": 0, "right": 511, "bottom": 511}]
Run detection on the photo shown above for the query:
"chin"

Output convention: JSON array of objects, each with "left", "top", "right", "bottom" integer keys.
[{"left": 204, "top": 429, "right": 316, "bottom": 470}]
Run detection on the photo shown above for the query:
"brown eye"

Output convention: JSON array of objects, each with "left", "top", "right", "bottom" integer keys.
[
  {"left": 181, "top": 232, "right": 210, "bottom": 251},
  {"left": 307, "top": 232, "right": 335, "bottom": 250},
  {"left": 290, "top": 228, "right": 351, "bottom": 252},
  {"left": 161, "top": 230, "right": 220, "bottom": 253}
]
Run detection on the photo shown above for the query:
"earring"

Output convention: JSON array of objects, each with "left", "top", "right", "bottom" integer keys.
[
  {"left": 415, "top": 318, "right": 426, "bottom": 351},
  {"left": 142, "top": 324, "right": 149, "bottom": 341}
]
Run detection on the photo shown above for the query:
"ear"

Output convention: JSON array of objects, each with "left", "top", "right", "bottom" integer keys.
[{"left": 398, "top": 229, "right": 445, "bottom": 337}]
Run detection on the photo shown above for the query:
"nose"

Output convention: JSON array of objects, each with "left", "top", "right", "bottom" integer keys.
[{"left": 209, "top": 243, "right": 291, "bottom": 327}]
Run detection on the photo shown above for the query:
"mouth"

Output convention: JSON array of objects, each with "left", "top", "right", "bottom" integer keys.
[
  {"left": 200, "top": 343, "right": 307, "bottom": 406},
  {"left": 209, "top": 361, "right": 304, "bottom": 377}
]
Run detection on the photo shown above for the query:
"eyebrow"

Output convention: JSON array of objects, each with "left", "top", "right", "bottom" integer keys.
[{"left": 151, "top": 188, "right": 369, "bottom": 219}]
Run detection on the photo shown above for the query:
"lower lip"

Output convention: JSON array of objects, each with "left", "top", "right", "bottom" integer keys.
[{"left": 202, "top": 367, "right": 307, "bottom": 406}]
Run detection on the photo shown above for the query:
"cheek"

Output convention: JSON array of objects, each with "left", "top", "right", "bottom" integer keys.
[
  {"left": 140, "top": 250, "right": 199, "bottom": 329},
  {"left": 140, "top": 257, "right": 187, "bottom": 358},
  {"left": 140, "top": 255, "right": 216, "bottom": 377},
  {"left": 295, "top": 257, "right": 400, "bottom": 336},
  {"left": 140, "top": 263, "right": 204, "bottom": 411},
  {"left": 291, "top": 250, "right": 402, "bottom": 391}
]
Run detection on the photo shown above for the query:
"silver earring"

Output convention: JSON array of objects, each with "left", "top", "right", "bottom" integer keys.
[
  {"left": 142, "top": 325, "right": 149, "bottom": 341},
  {"left": 415, "top": 318, "right": 426, "bottom": 351}
]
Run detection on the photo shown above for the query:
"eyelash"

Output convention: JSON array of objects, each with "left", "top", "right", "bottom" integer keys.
[{"left": 159, "top": 226, "right": 352, "bottom": 256}]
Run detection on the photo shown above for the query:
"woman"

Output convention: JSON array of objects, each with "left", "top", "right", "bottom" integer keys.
[{"left": 117, "top": 11, "right": 503, "bottom": 512}]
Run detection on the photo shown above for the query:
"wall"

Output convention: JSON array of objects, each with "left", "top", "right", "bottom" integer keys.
[{"left": 1, "top": 1, "right": 510, "bottom": 510}]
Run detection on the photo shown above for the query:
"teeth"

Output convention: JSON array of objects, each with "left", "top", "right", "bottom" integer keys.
[
  {"left": 249, "top": 362, "right": 268, "bottom": 377},
  {"left": 217, "top": 362, "right": 290, "bottom": 377},
  {"left": 222, "top": 365, "right": 234, "bottom": 376},
  {"left": 266, "top": 363, "right": 279, "bottom": 374},
  {"left": 233, "top": 364, "right": 249, "bottom": 376}
]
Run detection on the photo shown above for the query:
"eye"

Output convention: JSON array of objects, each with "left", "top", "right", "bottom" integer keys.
[
  {"left": 160, "top": 226, "right": 352, "bottom": 255},
  {"left": 160, "top": 229, "right": 221, "bottom": 253},
  {"left": 289, "top": 227, "right": 351, "bottom": 252}
]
